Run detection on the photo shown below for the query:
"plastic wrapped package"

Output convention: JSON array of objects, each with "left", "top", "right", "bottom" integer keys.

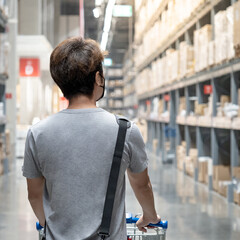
[
  {"left": 194, "top": 30, "right": 200, "bottom": 72},
  {"left": 227, "top": 6, "right": 235, "bottom": 59},
  {"left": 234, "top": 1, "right": 240, "bottom": 46},
  {"left": 215, "top": 33, "right": 228, "bottom": 64},
  {"left": 215, "top": 11, "right": 228, "bottom": 40},
  {"left": 166, "top": 49, "right": 175, "bottom": 84},
  {"left": 158, "top": 57, "right": 166, "bottom": 86},
  {"left": 208, "top": 41, "right": 215, "bottom": 67},
  {"left": 180, "top": 41, "right": 194, "bottom": 78},
  {"left": 171, "top": 50, "right": 180, "bottom": 82}
]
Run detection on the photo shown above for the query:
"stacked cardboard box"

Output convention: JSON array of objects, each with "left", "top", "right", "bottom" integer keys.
[
  {"left": 179, "top": 97, "right": 186, "bottom": 115},
  {"left": 179, "top": 42, "right": 194, "bottom": 79},
  {"left": 213, "top": 165, "right": 231, "bottom": 194},
  {"left": 208, "top": 41, "right": 215, "bottom": 67},
  {"left": 195, "top": 102, "right": 208, "bottom": 116},
  {"left": 194, "top": 25, "right": 212, "bottom": 72},
  {"left": 185, "top": 148, "right": 198, "bottom": 177},
  {"left": 177, "top": 141, "right": 186, "bottom": 171},
  {"left": 233, "top": 167, "right": 240, "bottom": 205},
  {"left": 198, "top": 159, "right": 208, "bottom": 183},
  {"left": 233, "top": 1, "right": 240, "bottom": 52}
]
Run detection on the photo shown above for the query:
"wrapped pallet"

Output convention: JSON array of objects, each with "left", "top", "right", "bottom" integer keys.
[
  {"left": 166, "top": 49, "right": 175, "bottom": 84},
  {"left": 233, "top": 0, "right": 240, "bottom": 47},
  {"left": 171, "top": 50, "right": 180, "bottom": 82},
  {"left": 179, "top": 42, "right": 194, "bottom": 79},
  {"left": 215, "top": 11, "right": 229, "bottom": 63},
  {"left": 208, "top": 41, "right": 215, "bottom": 67},
  {"left": 194, "top": 25, "right": 212, "bottom": 72},
  {"left": 227, "top": 6, "right": 235, "bottom": 60}
]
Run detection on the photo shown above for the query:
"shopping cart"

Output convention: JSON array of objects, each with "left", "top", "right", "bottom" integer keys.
[
  {"left": 126, "top": 213, "right": 168, "bottom": 240},
  {"left": 36, "top": 213, "right": 168, "bottom": 240}
]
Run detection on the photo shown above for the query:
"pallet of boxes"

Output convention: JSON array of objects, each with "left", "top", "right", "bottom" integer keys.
[
  {"left": 0, "top": 134, "right": 6, "bottom": 175},
  {"left": 233, "top": 167, "right": 240, "bottom": 206},
  {"left": 213, "top": 165, "right": 231, "bottom": 198},
  {"left": 234, "top": 1, "right": 240, "bottom": 58},
  {"left": 185, "top": 148, "right": 198, "bottom": 178},
  {"left": 177, "top": 141, "right": 186, "bottom": 171}
]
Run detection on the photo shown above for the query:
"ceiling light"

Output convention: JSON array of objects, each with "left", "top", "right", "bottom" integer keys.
[
  {"left": 100, "top": 0, "right": 116, "bottom": 50},
  {"left": 93, "top": 7, "right": 100, "bottom": 18},
  {"left": 95, "top": 0, "right": 103, "bottom": 6}
]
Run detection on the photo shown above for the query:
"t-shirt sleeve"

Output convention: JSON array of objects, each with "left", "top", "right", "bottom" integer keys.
[
  {"left": 22, "top": 129, "right": 43, "bottom": 178},
  {"left": 127, "top": 123, "right": 148, "bottom": 173}
]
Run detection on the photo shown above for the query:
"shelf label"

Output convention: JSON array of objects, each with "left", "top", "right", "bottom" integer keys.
[
  {"left": 20, "top": 58, "right": 40, "bottom": 77},
  {"left": 204, "top": 85, "right": 212, "bottom": 95},
  {"left": 146, "top": 100, "right": 151, "bottom": 105},
  {"left": 164, "top": 94, "right": 170, "bottom": 101},
  {"left": 5, "top": 93, "right": 12, "bottom": 99}
]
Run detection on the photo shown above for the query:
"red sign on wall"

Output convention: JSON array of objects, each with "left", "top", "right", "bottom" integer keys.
[
  {"left": 164, "top": 94, "right": 170, "bottom": 101},
  {"left": 5, "top": 93, "right": 12, "bottom": 99},
  {"left": 19, "top": 58, "right": 40, "bottom": 77},
  {"left": 204, "top": 85, "right": 212, "bottom": 95}
]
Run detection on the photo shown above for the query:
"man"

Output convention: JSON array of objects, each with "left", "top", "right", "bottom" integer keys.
[{"left": 23, "top": 37, "right": 160, "bottom": 239}]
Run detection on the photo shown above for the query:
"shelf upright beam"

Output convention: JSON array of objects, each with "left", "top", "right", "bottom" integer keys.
[
  {"left": 161, "top": 123, "right": 166, "bottom": 164},
  {"left": 185, "top": 86, "right": 190, "bottom": 115},
  {"left": 156, "top": 122, "right": 161, "bottom": 156},
  {"left": 170, "top": 90, "right": 176, "bottom": 166},
  {"left": 231, "top": 71, "right": 239, "bottom": 105},
  {"left": 211, "top": 6, "right": 215, "bottom": 40},
  {"left": 211, "top": 77, "right": 217, "bottom": 117},
  {"left": 184, "top": 30, "right": 191, "bottom": 45}
]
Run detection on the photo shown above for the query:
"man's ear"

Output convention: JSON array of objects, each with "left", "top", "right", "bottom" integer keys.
[{"left": 95, "top": 71, "right": 102, "bottom": 86}]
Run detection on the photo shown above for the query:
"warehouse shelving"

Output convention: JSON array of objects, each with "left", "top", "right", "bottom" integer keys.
[
  {"left": 0, "top": 5, "right": 8, "bottom": 176},
  {"left": 128, "top": 0, "right": 240, "bottom": 205},
  {"left": 0, "top": 9, "right": 7, "bottom": 33}
]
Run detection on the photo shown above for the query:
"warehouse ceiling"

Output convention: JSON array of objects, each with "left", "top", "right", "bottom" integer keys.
[{"left": 60, "top": 0, "right": 133, "bottom": 66}]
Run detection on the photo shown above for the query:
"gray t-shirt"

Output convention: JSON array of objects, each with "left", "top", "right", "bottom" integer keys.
[{"left": 23, "top": 108, "right": 148, "bottom": 240}]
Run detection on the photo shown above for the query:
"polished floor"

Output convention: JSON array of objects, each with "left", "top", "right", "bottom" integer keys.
[{"left": 0, "top": 154, "right": 240, "bottom": 240}]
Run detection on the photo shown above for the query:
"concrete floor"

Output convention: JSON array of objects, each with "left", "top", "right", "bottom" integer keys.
[{"left": 0, "top": 154, "right": 240, "bottom": 240}]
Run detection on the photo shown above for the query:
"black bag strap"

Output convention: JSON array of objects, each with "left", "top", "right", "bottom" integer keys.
[{"left": 98, "top": 119, "right": 129, "bottom": 239}]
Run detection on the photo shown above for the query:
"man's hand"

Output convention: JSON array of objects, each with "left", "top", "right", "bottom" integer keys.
[{"left": 136, "top": 215, "right": 161, "bottom": 232}]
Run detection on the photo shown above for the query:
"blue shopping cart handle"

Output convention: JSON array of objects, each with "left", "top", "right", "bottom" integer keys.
[
  {"left": 36, "top": 222, "right": 44, "bottom": 231},
  {"left": 36, "top": 213, "right": 168, "bottom": 231},
  {"left": 126, "top": 213, "right": 168, "bottom": 229}
]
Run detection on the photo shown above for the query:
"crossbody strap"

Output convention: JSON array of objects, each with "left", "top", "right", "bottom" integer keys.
[{"left": 98, "top": 119, "right": 128, "bottom": 239}]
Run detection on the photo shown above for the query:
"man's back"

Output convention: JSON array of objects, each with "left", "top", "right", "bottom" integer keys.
[{"left": 23, "top": 108, "right": 148, "bottom": 239}]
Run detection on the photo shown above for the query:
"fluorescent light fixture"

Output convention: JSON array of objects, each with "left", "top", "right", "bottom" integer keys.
[
  {"left": 95, "top": 0, "right": 103, "bottom": 6},
  {"left": 113, "top": 5, "right": 132, "bottom": 17},
  {"left": 93, "top": 7, "right": 100, "bottom": 18},
  {"left": 104, "top": 58, "right": 113, "bottom": 66},
  {"left": 100, "top": 0, "right": 116, "bottom": 51},
  {"left": 101, "top": 31, "right": 109, "bottom": 50}
]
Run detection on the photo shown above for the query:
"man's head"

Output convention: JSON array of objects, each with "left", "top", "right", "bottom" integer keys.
[{"left": 50, "top": 37, "right": 106, "bottom": 101}]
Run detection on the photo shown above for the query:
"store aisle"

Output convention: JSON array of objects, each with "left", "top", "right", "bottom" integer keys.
[{"left": 0, "top": 153, "right": 240, "bottom": 240}]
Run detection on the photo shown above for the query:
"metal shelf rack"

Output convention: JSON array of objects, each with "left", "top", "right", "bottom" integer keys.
[{"left": 132, "top": 0, "right": 240, "bottom": 204}]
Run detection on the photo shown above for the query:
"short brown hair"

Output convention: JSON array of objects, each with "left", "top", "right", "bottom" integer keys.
[{"left": 50, "top": 37, "right": 106, "bottom": 99}]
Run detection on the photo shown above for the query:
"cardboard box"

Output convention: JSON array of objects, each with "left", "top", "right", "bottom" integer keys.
[
  {"left": 220, "top": 95, "right": 231, "bottom": 107},
  {"left": 185, "top": 157, "right": 194, "bottom": 177},
  {"left": 213, "top": 165, "right": 231, "bottom": 191},
  {"left": 233, "top": 167, "right": 240, "bottom": 178},
  {"left": 234, "top": 190, "right": 240, "bottom": 205},
  {"left": 218, "top": 181, "right": 228, "bottom": 197},
  {"left": 198, "top": 161, "right": 208, "bottom": 183},
  {"left": 233, "top": 1, "right": 240, "bottom": 46}
]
